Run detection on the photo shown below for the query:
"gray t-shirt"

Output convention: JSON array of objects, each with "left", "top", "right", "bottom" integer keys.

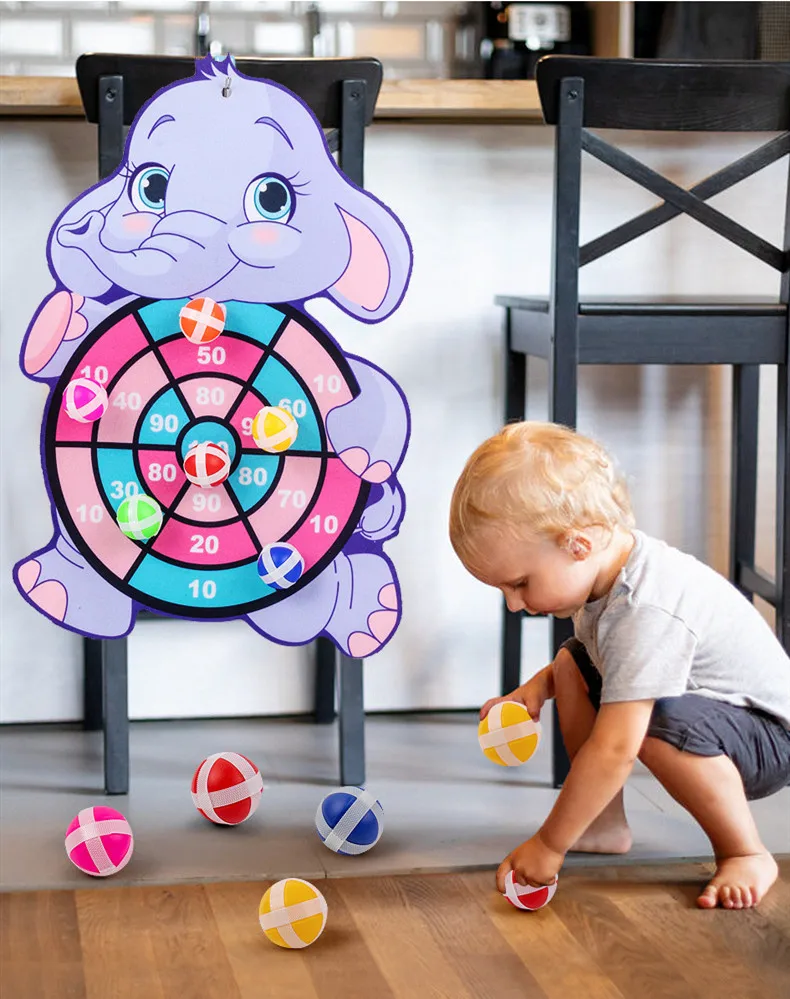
[{"left": 573, "top": 530, "right": 790, "bottom": 729}]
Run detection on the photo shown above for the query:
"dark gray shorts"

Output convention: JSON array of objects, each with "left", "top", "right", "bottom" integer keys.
[{"left": 563, "top": 638, "right": 790, "bottom": 800}]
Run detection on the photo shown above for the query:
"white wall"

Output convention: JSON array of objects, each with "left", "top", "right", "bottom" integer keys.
[{"left": 0, "top": 119, "right": 785, "bottom": 722}]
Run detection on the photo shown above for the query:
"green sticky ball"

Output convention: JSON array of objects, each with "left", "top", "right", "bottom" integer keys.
[{"left": 117, "top": 494, "right": 163, "bottom": 540}]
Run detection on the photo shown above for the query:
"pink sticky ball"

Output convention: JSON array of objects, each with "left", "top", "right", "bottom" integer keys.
[
  {"left": 63, "top": 377, "right": 108, "bottom": 423},
  {"left": 65, "top": 805, "right": 134, "bottom": 877},
  {"left": 503, "top": 870, "right": 558, "bottom": 910}
]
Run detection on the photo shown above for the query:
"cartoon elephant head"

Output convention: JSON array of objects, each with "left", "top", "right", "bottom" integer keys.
[{"left": 49, "top": 57, "right": 412, "bottom": 323}]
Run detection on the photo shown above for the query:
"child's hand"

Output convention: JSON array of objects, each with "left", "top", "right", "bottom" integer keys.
[
  {"left": 479, "top": 668, "right": 552, "bottom": 721},
  {"left": 496, "top": 833, "right": 564, "bottom": 892}
]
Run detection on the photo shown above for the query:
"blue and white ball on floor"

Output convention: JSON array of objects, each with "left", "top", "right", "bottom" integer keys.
[
  {"left": 315, "top": 786, "right": 384, "bottom": 855},
  {"left": 257, "top": 542, "right": 304, "bottom": 590}
]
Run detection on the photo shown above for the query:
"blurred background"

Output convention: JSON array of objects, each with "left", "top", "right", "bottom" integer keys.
[{"left": 0, "top": 1, "right": 787, "bottom": 81}]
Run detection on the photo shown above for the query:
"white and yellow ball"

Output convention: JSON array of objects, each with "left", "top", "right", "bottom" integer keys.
[
  {"left": 251, "top": 406, "right": 298, "bottom": 453},
  {"left": 259, "top": 878, "right": 327, "bottom": 949},
  {"left": 478, "top": 700, "right": 541, "bottom": 766}
]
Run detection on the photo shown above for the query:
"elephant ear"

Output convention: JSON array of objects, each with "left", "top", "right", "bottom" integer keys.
[{"left": 326, "top": 192, "right": 412, "bottom": 323}]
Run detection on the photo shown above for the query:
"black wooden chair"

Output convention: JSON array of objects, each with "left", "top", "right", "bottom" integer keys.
[
  {"left": 75, "top": 53, "right": 382, "bottom": 794},
  {"left": 497, "top": 56, "right": 790, "bottom": 787}
]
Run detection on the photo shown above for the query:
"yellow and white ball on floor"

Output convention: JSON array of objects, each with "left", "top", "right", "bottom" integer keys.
[
  {"left": 259, "top": 878, "right": 327, "bottom": 949},
  {"left": 478, "top": 700, "right": 541, "bottom": 766}
]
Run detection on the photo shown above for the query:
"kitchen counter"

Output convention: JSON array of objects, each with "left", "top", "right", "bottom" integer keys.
[{"left": 0, "top": 75, "right": 544, "bottom": 124}]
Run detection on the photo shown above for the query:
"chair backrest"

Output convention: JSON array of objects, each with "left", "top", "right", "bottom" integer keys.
[
  {"left": 75, "top": 54, "right": 382, "bottom": 187},
  {"left": 534, "top": 56, "right": 790, "bottom": 307},
  {"left": 537, "top": 57, "right": 790, "bottom": 132}
]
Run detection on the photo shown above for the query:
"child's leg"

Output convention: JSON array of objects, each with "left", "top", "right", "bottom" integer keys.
[
  {"left": 638, "top": 696, "right": 787, "bottom": 909},
  {"left": 553, "top": 646, "right": 632, "bottom": 853},
  {"left": 639, "top": 738, "right": 777, "bottom": 908}
]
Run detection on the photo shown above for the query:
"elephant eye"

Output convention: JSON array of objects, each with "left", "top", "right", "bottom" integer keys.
[
  {"left": 243, "top": 175, "right": 294, "bottom": 223},
  {"left": 129, "top": 164, "right": 170, "bottom": 213}
]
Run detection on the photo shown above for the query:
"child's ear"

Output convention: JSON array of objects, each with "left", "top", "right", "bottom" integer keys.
[{"left": 562, "top": 532, "right": 592, "bottom": 561}]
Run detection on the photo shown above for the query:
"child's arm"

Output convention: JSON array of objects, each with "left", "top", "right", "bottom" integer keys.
[{"left": 496, "top": 699, "right": 654, "bottom": 890}]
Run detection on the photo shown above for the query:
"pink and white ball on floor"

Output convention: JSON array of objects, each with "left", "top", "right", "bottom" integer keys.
[
  {"left": 65, "top": 806, "right": 134, "bottom": 876},
  {"left": 503, "top": 870, "right": 558, "bottom": 910}
]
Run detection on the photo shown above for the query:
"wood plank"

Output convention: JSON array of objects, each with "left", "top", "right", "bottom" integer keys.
[
  {"left": 333, "top": 874, "right": 473, "bottom": 999},
  {"left": 297, "top": 881, "right": 397, "bottom": 999},
  {"left": 553, "top": 876, "right": 701, "bottom": 998},
  {"left": 0, "top": 76, "right": 83, "bottom": 116},
  {"left": 205, "top": 881, "right": 321, "bottom": 999},
  {"left": 0, "top": 890, "right": 87, "bottom": 999},
  {"left": 400, "top": 873, "right": 548, "bottom": 998},
  {"left": 761, "top": 860, "right": 790, "bottom": 939},
  {"left": 607, "top": 870, "right": 780, "bottom": 999},
  {"left": 76, "top": 884, "right": 240, "bottom": 999},
  {"left": 374, "top": 79, "right": 543, "bottom": 121},
  {"left": 462, "top": 872, "right": 626, "bottom": 999},
  {"left": 0, "top": 76, "right": 544, "bottom": 123}
]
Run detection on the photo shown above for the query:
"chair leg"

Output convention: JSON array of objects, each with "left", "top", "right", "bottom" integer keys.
[
  {"left": 338, "top": 654, "right": 365, "bottom": 786},
  {"left": 501, "top": 327, "right": 527, "bottom": 695},
  {"left": 314, "top": 637, "right": 337, "bottom": 723},
  {"left": 778, "top": 358, "right": 789, "bottom": 652},
  {"left": 102, "top": 638, "right": 129, "bottom": 795},
  {"left": 548, "top": 307, "right": 577, "bottom": 789},
  {"left": 730, "top": 365, "right": 760, "bottom": 600},
  {"left": 83, "top": 637, "right": 104, "bottom": 731},
  {"left": 550, "top": 617, "right": 573, "bottom": 788}
]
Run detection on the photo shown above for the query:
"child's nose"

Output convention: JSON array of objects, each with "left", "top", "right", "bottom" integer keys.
[{"left": 504, "top": 591, "right": 523, "bottom": 614}]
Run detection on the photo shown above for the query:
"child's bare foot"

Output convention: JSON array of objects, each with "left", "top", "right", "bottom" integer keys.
[
  {"left": 570, "top": 794, "right": 633, "bottom": 854},
  {"left": 697, "top": 852, "right": 778, "bottom": 909}
]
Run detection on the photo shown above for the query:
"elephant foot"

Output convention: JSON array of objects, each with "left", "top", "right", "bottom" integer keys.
[
  {"left": 327, "top": 554, "right": 401, "bottom": 658},
  {"left": 23, "top": 290, "right": 87, "bottom": 375},
  {"left": 14, "top": 537, "right": 134, "bottom": 638},
  {"left": 338, "top": 447, "right": 392, "bottom": 484}
]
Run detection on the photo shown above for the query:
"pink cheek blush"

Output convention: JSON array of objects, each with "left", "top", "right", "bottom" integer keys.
[
  {"left": 122, "top": 213, "right": 156, "bottom": 234},
  {"left": 252, "top": 225, "right": 280, "bottom": 245}
]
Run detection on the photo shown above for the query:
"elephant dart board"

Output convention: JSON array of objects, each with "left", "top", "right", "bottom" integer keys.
[{"left": 46, "top": 296, "right": 370, "bottom": 618}]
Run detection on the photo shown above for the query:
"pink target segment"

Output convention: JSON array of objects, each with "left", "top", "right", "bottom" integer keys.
[
  {"left": 138, "top": 449, "right": 187, "bottom": 508},
  {"left": 229, "top": 389, "right": 268, "bottom": 445},
  {"left": 275, "top": 320, "right": 354, "bottom": 420},
  {"left": 247, "top": 456, "right": 321, "bottom": 549},
  {"left": 151, "top": 517, "right": 257, "bottom": 564},
  {"left": 180, "top": 377, "right": 241, "bottom": 419},
  {"left": 288, "top": 457, "right": 363, "bottom": 568},
  {"left": 55, "top": 403, "right": 93, "bottom": 443},
  {"left": 98, "top": 352, "right": 170, "bottom": 444},
  {"left": 74, "top": 314, "right": 150, "bottom": 386},
  {"left": 159, "top": 333, "right": 262, "bottom": 382},
  {"left": 55, "top": 448, "right": 140, "bottom": 578},
  {"left": 174, "top": 484, "right": 234, "bottom": 523}
]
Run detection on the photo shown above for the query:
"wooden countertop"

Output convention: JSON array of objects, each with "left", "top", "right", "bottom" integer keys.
[{"left": 0, "top": 76, "right": 544, "bottom": 123}]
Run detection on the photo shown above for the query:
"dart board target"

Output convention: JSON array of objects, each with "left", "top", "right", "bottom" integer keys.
[{"left": 46, "top": 298, "right": 370, "bottom": 618}]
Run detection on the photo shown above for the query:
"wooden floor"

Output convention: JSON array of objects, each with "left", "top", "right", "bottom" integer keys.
[{"left": 2, "top": 860, "right": 789, "bottom": 999}]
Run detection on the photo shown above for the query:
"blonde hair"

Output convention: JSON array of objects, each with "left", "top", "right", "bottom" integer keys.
[{"left": 449, "top": 421, "right": 634, "bottom": 570}]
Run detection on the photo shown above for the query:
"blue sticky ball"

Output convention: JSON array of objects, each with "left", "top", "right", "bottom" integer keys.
[
  {"left": 257, "top": 542, "right": 304, "bottom": 590},
  {"left": 315, "top": 786, "right": 384, "bottom": 855}
]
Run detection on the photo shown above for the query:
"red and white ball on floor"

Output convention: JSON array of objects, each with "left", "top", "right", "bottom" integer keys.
[
  {"left": 503, "top": 870, "right": 558, "bottom": 910},
  {"left": 191, "top": 751, "right": 264, "bottom": 825},
  {"left": 65, "top": 806, "right": 134, "bottom": 876}
]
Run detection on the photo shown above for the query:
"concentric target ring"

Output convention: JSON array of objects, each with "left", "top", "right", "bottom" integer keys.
[{"left": 46, "top": 297, "right": 369, "bottom": 619}]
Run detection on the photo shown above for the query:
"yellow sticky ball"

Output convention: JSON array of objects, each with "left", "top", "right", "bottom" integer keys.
[
  {"left": 251, "top": 406, "right": 299, "bottom": 453},
  {"left": 478, "top": 700, "right": 541, "bottom": 766},
  {"left": 259, "top": 878, "right": 327, "bottom": 949}
]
